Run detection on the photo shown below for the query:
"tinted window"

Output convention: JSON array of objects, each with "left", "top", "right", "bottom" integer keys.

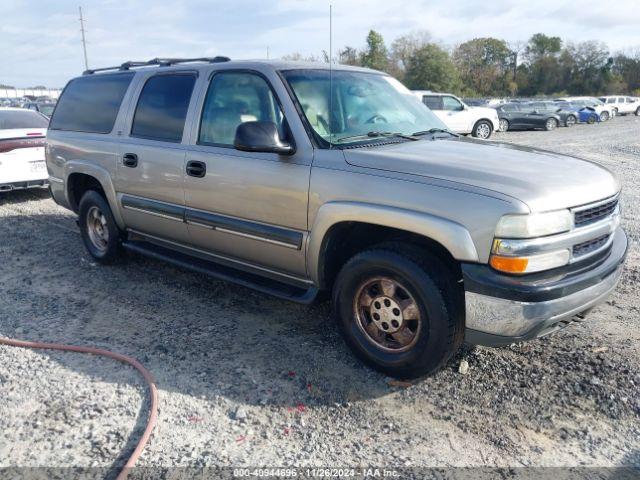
[
  {"left": 49, "top": 73, "right": 133, "bottom": 133},
  {"left": 423, "top": 95, "right": 443, "bottom": 110},
  {"left": 199, "top": 72, "right": 284, "bottom": 146},
  {"left": 131, "top": 74, "right": 196, "bottom": 142},
  {"left": 442, "top": 96, "right": 463, "bottom": 111},
  {"left": 502, "top": 104, "right": 519, "bottom": 112},
  {"left": 0, "top": 110, "right": 49, "bottom": 129}
]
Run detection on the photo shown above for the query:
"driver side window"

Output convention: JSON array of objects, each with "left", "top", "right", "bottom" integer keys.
[
  {"left": 442, "top": 96, "right": 463, "bottom": 111},
  {"left": 199, "top": 72, "right": 285, "bottom": 147}
]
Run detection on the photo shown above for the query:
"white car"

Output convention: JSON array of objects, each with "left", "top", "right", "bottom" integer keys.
[
  {"left": 599, "top": 95, "right": 640, "bottom": 116},
  {"left": 556, "top": 97, "right": 615, "bottom": 121},
  {"left": 0, "top": 108, "right": 49, "bottom": 192},
  {"left": 412, "top": 91, "right": 500, "bottom": 139}
]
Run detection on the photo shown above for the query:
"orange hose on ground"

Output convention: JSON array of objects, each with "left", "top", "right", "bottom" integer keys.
[{"left": 0, "top": 336, "right": 158, "bottom": 480}]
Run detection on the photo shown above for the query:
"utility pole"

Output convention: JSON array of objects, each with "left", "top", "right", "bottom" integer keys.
[
  {"left": 266, "top": 46, "right": 270, "bottom": 59},
  {"left": 79, "top": 6, "right": 89, "bottom": 71}
]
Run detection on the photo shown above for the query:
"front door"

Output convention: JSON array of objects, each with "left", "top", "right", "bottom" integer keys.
[
  {"left": 183, "top": 70, "right": 311, "bottom": 278},
  {"left": 115, "top": 72, "right": 197, "bottom": 245}
]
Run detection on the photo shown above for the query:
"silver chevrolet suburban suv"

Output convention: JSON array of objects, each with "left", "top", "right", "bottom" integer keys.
[{"left": 46, "top": 58, "right": 627, "bottom": 378}]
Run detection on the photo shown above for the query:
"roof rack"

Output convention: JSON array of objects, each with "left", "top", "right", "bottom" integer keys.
[{"left": 83, "top": 56, "right": 231, "bottom": 75}]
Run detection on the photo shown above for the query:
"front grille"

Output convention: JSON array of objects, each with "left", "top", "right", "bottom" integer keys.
[
  {"left": 573, "top": 234, "right": 610, "bottom": 257},
  {"left": 573, "top": 198, "right": 618, "bottom": 227}
]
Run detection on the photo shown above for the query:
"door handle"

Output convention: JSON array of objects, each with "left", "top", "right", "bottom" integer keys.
[
  {"left": 123, "top": 153, "right": 138, "bottom": 168},
  {"left": 186, "top": 160, "right": 206, "bottom": 178}
]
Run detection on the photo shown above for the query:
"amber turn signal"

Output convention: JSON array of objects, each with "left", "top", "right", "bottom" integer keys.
[{"left": 489, "top": 255, "right": 529, "bottom": 274}]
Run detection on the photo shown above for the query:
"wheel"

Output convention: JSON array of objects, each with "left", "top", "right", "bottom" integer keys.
[
  {"left": 332, "top": 245, "right": 464, "bottom": 378},
  {"left": 78, "top": 190, "right": 124, "bottom": 264},
  {"left": 472, "top": 120, "right": 492, "bottom": 139},
  {"left": 565, "top": 115, "right": 576, "bottom": 127},
  {"left": 613, "top": 108, "right": 618, "bottom": 117},
  {"left": 636, "top": 107, "right": 640, "bottom": 116},
  {"left": 600, "top": 111, "right": 609, "bottom": 122},
  {"left": 587, "top": 114, "right": 597, "bottom": 124},
  {"left": 545, "top": 118, "right": 558, "bottom": 131},
  {"left": 498, "top": 119, "right": 509, "bottom": 132}
]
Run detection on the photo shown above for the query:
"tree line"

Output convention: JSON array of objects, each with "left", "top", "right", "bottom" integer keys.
[{"left": 284, "top": 31, "right": 640, "bottom": 98}]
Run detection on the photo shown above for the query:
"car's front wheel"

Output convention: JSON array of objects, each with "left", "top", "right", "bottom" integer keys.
[
  {"left": 498, "top": 119, "right": 509, "bottom": 132},
  {"left": 565, "top": 115, "right": 576, "bottom": 127},
  {"left": 600, "top": 111, "right": 610, "bottom": 122},
  {"left": 472, "top": 120, "right": 492, "bottom": 139},
  {"left": 78, "top": 190, "right": 124, "bottom": 264},
  {"left": 545, "top": 118, "right": 558, "bottom": 131},
  {"left": 332, "top": 245, "right": 463, "bottom": 378}
]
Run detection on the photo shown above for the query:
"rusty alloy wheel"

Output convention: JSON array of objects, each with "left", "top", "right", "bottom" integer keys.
[{"left": 353, "top": 276, "right": 421, "bottom": 352}]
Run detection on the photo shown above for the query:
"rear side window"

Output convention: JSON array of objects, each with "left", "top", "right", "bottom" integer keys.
[
  {"left": 131, "top": 74, "right": 196, "bottom": 143},
  {"left": 49, "top": 73, "right": 133, "bottom": 133},
  {"left": 423, "top": 95, "right": 443, "bottom": 110},
  {"left": 0, "top": 110, "right": 49, "bottom": 129}
]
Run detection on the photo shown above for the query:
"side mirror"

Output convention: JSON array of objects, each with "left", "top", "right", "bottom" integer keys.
[{"left": 234, "top": 121, "right": 294, "bottom": 155}]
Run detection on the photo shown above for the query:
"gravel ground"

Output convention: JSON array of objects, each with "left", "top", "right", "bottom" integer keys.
[{"left": 0, "top": 115, "right": 639, "bottom": 477}]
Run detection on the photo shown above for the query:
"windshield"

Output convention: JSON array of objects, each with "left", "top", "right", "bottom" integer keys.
[
  {"left": 0, "top": 110, "right": 49, "bottom": 129},
  {"left": 281, "top": 69, "right": 447, "bottom": 146}
]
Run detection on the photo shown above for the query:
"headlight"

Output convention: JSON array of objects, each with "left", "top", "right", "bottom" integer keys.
[{"left": 495, "top": 210, "right": 573, "bottom": 238}]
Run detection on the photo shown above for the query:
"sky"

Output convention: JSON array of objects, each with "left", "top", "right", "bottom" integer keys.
[{"left": 1, "top": 0, "right": 639, "bottom": 88}]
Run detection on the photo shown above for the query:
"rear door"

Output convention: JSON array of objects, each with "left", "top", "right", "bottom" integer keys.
[
  {"left": 115, "top": 72, "right": 197, "bottom": 244},
  {"left": 422, "top": 95, "right": 447, "bottom": 125}
]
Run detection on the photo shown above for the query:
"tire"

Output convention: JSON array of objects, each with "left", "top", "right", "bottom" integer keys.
[
  {"left": 587, "top": 114, "right": 597, "bottom": 124},
  {"left": 613, "top": 108, "right": 618, "bottom": 117},
  {"left": 565, "top": 115, "right": 576, "bottom": 127},
  {"left": 636, "top": 107, "right": 640, "bottom": 116},
  {"left": 498, "top": 118, "right": 509, "bottom": 132},
  {"left": 472, "top": 120, "right": 492, "bottom": 139},
  {"left": 332, "top": 244, "right": 464, "bottom": 378},
  {"left": 600, "top": 111, "right": 609, "bottom": 122},
  {"left": 545, "top": 118, "right": 558, "bottom": 131},
  {"left": 78, "top": 190, "right": 124, "bottom": 264}
]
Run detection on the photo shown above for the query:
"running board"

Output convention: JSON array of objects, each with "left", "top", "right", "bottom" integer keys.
[{"left": 122, "top": 239, "right": 319, "bottom": 304}]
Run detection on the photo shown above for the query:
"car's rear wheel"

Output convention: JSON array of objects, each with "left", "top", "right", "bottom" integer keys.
[
  {"left": 600, "top": 111, "right": 610, "bottom": 122},
  {"left": 78, "top": 190, "right": 124, "bottom": 264},
  {"left": 545, "top": 118, "right": 558, "bottom": 131},
  {"left": 472, "top": 120, "right": 492, "bottom": 139},
  {"left": 332, "top": 245, "right": 463, "bottom": 378},
  {"left": 636, "top": 107, "right": 640, "bottom": 116},
  {"left": 499, "top": 119, "right": 509, "bottom": 132},
  {"left": 587, "top": 114, "right": 597, "bottom": 124},
  {"left": 565, "top": 115, "right": 576, "bottom": 127}
]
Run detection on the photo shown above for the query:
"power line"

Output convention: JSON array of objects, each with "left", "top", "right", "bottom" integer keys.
[{"left": 79, "top": 6, "right": 89, "bottom": 71}]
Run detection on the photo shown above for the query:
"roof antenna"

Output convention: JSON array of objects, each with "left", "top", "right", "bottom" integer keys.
[
  {"left": 329, "top": 4, "right": 333, "bottom": 149},
  {"left": 79, "top": 6, "right": 89, "bottom": 71}
]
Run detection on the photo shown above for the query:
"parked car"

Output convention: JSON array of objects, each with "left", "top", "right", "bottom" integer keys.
[
  {"left": 46, "top": 58, "right": 627, "bottom": 378},
  {"left": 413, "top": 91, "right": 500, "bottom": 139},
  {"left": 556, "top": 97, "right": 614, "bottom": 121},
  {"left": 528, "top": 101, "right": 579, "bottom": 127},
  {"left": 494, "top": 102, "right": 563, "bottom": 131},
  {"left": 0, "top": 108, "right": 49, "bottom": 192},
  {"left": 24, "top": 101, "right": 56, "bottom": 118},
  {"left": 599, "top": 96, "right": 640, "bottom": 116}
]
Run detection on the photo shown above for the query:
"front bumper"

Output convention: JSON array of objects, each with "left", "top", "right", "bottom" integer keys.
[{"left": 463, "top": 226, "right": 628, "bottom": 346}]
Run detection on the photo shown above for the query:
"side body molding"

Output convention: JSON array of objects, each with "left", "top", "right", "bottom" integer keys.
[
  {"left": 64, "top": 160, "right": 126, "bottom": 229},
  {"left": 306, "top": 201, "right": 480, "bottom": 285}
]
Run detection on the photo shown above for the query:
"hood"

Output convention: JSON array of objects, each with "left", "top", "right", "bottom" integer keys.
[
  {"left": 344, "top": 138, "right": 619, "bottom": 212},
  {"left": 469, "top": 106, "right": 499, "bottom": 118}
]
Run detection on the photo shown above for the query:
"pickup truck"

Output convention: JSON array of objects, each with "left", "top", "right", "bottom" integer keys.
[{"left": 46, "top": 58, "right": 627, "bottom": 378}]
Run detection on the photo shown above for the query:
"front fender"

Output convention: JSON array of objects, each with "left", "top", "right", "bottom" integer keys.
[
  {"left": 307, "top": 201, "right": 479, "bottom": 285},
  {"left": 64, "top": 160, "right": 125, "bottom": 229}
]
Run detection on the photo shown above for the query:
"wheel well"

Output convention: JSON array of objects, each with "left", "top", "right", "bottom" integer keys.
[
  {"left": 319, "top": 222, "right": 462, "bottom": 291},
  {"left": 67, "top": 173, "right": 105, "bottom": 212},
  {"left": 474, "top": 118, "right": 493, "bottom": 128}
]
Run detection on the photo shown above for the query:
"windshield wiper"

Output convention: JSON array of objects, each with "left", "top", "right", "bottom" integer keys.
[
  {"left": 411, "top": 128, "right": 457, "bottom": 137},
  {"left": 334, "top": 131, "right": 420, "bottom": 144}
]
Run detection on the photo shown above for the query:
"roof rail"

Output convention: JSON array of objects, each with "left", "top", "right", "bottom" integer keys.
[{"left": 83, "top": 56, "right": 231, "bottom": 75}]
